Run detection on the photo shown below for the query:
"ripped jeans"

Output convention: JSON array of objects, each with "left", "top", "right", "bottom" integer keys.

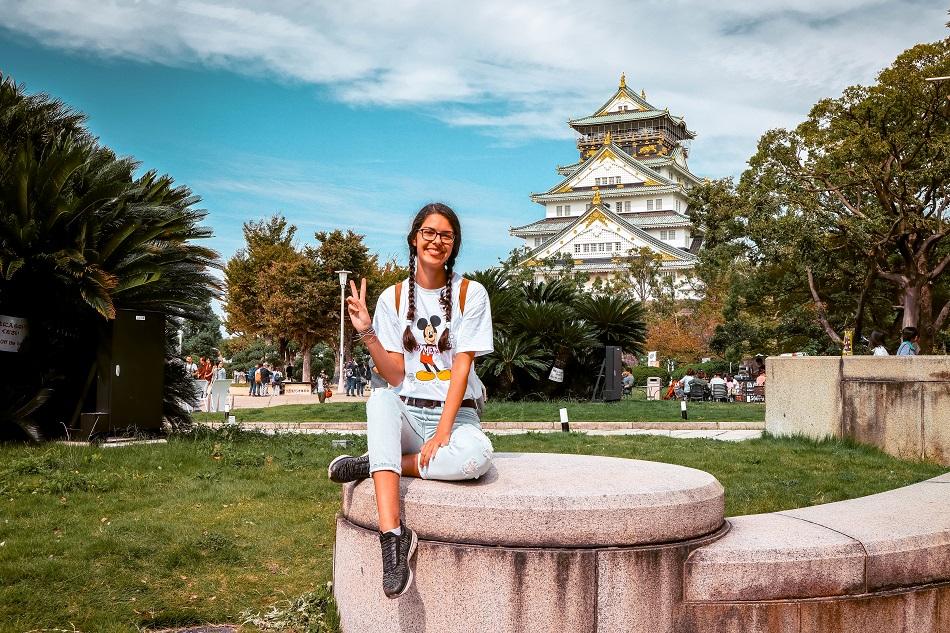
[{"left": 366, "top": 389, "right": 494, "bottom": 480}]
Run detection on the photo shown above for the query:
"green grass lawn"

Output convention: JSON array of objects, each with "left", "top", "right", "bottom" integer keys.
[
  {"left": 195, "top": 396, "right": 765, "bottom": 424},
  {"left": 0, "top": 429, "right": 943, "bottom": 632}
]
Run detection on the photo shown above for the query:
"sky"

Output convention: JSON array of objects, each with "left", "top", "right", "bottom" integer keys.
[{"left": 0, "top": 0, "right": 947, "bottom": 275}]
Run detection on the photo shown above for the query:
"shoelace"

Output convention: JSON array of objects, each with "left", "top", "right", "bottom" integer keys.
[{"left": 381, "top": 533, "right": 399, "bottom": 567}]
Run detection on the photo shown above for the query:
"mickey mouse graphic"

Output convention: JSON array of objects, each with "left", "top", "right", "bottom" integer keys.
[{"left": 415, "top": 315, "right": 452, "bottom": 382}]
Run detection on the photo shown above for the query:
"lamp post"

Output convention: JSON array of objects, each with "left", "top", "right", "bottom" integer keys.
[{"left": 335, "top": 270, "right": 351, "bottom": 394}]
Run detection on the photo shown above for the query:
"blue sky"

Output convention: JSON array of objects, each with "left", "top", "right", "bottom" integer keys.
[{"left": 0, "top": 1, "right": 946, "bottom": 274}]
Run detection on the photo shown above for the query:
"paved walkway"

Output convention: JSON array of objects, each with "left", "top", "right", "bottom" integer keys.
[{"left": 202, "top": 421, "right": 762, "bottom": 441}]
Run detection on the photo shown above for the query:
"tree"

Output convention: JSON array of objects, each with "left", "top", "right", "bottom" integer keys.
[
  {"left": 181, "top": 298, "right": 223, "bottom": 360},
  {"left": 742, "top": 38, "right": 950, "bottom": 351},
  {"left": 257, "top": 251, "right": 326, "bottom": 382},
  {"left": 610, "top": 247, "right": 663, "bottom": 302},
  {"left": 223, "top": 214, "right": 297, "bottom": 359},
  {"left": 0, "top": 74, "right": 220, "bottom": 437}
]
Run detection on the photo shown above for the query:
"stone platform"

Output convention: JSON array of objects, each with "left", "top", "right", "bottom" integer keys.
[
  {"left": 333, "top": 452, "right": 726, "bottom": 632},
  {"left": 332, "top": 453, "right": 950, "bottom": 632}
]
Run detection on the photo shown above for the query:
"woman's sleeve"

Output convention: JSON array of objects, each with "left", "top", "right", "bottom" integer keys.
[
  {"left": 454, "top": 282, "right": 494, "bottom": 357},
  {"left": 372, "top": 286, "right": 404, "bottom": 354}
]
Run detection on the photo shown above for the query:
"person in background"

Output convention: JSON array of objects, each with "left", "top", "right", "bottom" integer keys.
[
  {"left": 896, "top": 326, "right": 919, "bottom": 356},
  {"left": 621, "top": 370, "right": 634, "bottom": 397},
  {"left": 185, "top": 355, "right": 198, "bottom": 377},
  {"left": 869, "top": 330, "right": 889, "bottom": 356},
  {"left": 755, "top": 369, "right": 766, "bottom": 387},
  {"left": 709, "top": 372, "right": 727, "bottom": 402},
  {"left": 679, "top": 368, "right": 696, "bottom": 398},
  {"left": 214, "top": 361, "right": 226, "bottom": 380},
  {"left": 725, "top": 374, "right": 736, "bottom": 398},
  {"left": 251, "top": 362, "right": 263, "bottom": 396},
  {"left": 285, "top": 363, "right": 294, "bottom": 383}
]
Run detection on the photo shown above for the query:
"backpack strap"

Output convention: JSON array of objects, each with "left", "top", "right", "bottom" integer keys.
[
  {"left": 459, "top": 277, "right": 470, "bottom": 315},
  {"left": 396, "top": 278, "right": 468, "bottom": 316}
]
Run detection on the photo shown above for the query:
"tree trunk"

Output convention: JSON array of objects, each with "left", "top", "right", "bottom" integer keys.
[{"left": 301, "top": 343, "right": 313, "bottom": 383}]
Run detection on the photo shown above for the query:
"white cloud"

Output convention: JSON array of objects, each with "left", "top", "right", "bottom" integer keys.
[{"left": 1, "top": 0, "right": 945, "bottom": 177}]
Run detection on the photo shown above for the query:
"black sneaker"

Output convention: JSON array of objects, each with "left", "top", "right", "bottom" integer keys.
[
  {"left": 327, "top": 453, "right": 370, "bottom": 483},
  {"left": 379, "top": 523, "right": 417, "bottom": 598}
]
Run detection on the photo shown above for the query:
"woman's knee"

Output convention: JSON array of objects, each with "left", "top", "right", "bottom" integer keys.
[{"left": 452, "top": 428, "right": 494, "bottom": 479}]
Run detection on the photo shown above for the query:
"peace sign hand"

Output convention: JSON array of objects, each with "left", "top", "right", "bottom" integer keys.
[{"left": 345, "top": 278, "right": 372, "bottom": 332}]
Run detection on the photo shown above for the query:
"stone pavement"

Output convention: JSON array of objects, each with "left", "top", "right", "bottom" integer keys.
[{"left": 202, "top": 420, "right": 762, "bottom": 441}]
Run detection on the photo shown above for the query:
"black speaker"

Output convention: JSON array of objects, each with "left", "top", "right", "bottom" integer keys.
[
  {"left": 89, "top": 309, "right": 165, "bottom": 436},
  {"left": 603, "top": 345, "right": 623, "bottom": 401}
]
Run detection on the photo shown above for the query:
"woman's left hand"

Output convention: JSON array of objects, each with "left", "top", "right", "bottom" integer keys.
[{"left": 419, "top": 429, "right": 451, "bottom": 470}]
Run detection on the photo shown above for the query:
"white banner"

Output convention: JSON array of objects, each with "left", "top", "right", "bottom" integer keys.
[
  {"left": 647, "top": 350, "right": 658, "bottom": 368},
  {"left": 0, "top": 315, "right": 27, "bottom": 353}
]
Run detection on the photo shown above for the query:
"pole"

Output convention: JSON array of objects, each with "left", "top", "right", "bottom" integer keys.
[{"left": 338, "top": 281, "right": 346, "bottom": 394}]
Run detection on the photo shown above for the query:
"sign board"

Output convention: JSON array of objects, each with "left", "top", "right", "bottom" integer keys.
[
  {"left": 548, "top": 366, "right": 564, "bottom": 383},
  {"left": 647, "top": 351, "right": 659, "bottom": 368},
  {"left": 0, "top": 315, "right": 27, "bottom": 352}
]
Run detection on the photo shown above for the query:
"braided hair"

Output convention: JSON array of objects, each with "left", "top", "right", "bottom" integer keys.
[{"left": 401, "top": 202, "right": 462, "bottom": 353}]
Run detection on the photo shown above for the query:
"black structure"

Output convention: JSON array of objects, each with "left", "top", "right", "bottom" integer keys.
[
  {"left": 592, "top": 345, "right": 624, "bottom": 402},
  {"left": 84, "top": 309, "right": 165, "bottom": 437},
  {"left": 602, "top": 345, "right": 623, "bottom": 401}
]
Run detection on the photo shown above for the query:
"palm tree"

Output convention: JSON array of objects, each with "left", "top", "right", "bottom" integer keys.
[
  {"left": 574, "top": 294, "right": 647, "bottom": 355},
  {"left": 0, "top": 74, "right": 219, "bottom": 437},
  {"left": 477, "top": 332, "right": 548, "bottom": 397}
]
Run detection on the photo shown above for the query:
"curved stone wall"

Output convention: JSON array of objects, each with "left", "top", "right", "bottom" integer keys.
[
  {"left": 333, "top": 454, "right": 950, "bottom": 632},
  {"left": 765, "top": 356, "right": 950, "bottom": 465}
]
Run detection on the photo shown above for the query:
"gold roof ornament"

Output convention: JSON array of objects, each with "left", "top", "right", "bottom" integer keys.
[
  {"left": 619, "top": 72, "right": 626, "bottom": 89},
  {"left": 603, "top": 131, "right": 612, "bottom": 146},
  {"left": 592, "top": 189, "right": 602, "bottom": 205},
  {"left": 641, "top": 89, "right": 646, "bottom": 99}
]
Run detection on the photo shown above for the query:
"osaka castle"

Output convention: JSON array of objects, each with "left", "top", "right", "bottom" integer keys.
[{"left": 510, "top": 74, "right": 702, "bottom": 296}]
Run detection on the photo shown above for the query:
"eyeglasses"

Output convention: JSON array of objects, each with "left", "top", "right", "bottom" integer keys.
[{"left": 417, "top": 227, "right": 456, "bottom": 244}]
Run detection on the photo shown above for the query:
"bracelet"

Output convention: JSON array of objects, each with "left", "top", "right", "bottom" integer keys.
[{"left": 356, "top": 326, "right": 376, "bottom": 341}]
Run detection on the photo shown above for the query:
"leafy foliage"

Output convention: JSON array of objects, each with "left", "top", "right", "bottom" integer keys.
[{"left": 0, "top": 74, "right": 220, "bottom": 438}]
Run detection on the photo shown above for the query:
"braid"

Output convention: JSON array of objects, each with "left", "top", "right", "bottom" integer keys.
[
  {"left": 438, "top": 262, "right": 454, "bottom": 352},
  {"left": 402, "top": 253, "right": 419, "bottom": 352}
]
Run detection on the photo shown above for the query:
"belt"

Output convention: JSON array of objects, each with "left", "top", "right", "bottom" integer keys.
[{"left": 400, "top": 396, "right": 477, "bottom": 409}]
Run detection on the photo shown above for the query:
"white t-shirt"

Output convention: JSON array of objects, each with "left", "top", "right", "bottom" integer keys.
[
  {"left": 373, "top": 273, "right": 493, "bottom": 401},
  {"left": 872, "top": 346, "right": 889, "bottom": 356}
]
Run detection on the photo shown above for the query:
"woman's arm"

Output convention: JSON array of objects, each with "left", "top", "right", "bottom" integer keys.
[
  {"left": 419, "top": 351, "right": 474, "bottom": 468},
  {"left": 346, "top": 278, "right": 404, "bottom": 386}
]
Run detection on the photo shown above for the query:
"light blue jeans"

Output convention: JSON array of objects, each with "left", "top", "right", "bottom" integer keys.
[{"left": 366, "top": 389, "right": 493, "bottom": 480}]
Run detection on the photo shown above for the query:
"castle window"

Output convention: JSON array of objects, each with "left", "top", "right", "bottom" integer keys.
[
  {"left": 583, "top": 244, "right": 590, "bottom": 253},
  {"left": 575, "top": 244, "right": 581, "bottom": 253},
  {"left": 535, "top": 237, "right": 543, "bottom": 246},
  {"left": 565, "top": 204, "right": 571, "bottom": 214},
  {"left": 647, "top": 199, "right": 654, "bottom": 211},
  {"left": 556, "top": 205, "right": 562, "bottom": 215},
  {"left": 660, "top": 230, "right": 667, "bottom": 240},
  {"left": 606, "top": 242, "right": 613, "bottom": 252},
  {"left": 669, "top": 230, "right": 676, "bottom": 239},
  {"left": 615, "top": 242, "right": 622, "bottom": 251},
  {"left": 655, "top": 198, "right": 662, "bottom": 209},
  {"left": 624, "top": 201, "right": 631, "bottom": 212},
  {"left": 676, "top": 200, "right": 681, "bottom": 212},
  {"left": 598, "top": 243, "right": 605, "bottom": 252}
]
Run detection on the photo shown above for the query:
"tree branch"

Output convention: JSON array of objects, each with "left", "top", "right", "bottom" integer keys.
[
  {"left": 934, "top": 299, "right": 950, "bottom": 334},
  {"left": 806, "top": 267, "right": 843, "bottom": 345},
  {"left": 930, "top": 251, "right": 950, "bottom": 281}
]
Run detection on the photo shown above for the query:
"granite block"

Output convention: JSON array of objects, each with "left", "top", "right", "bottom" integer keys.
[
  {"left": 678, "top": 601, "right": 801, "bottom": 633},
  {"left": 342, "top": 452, "right": 724, "bottom": 547},
  {"left": 333, "top": 516, "right": 597, "bottom": 633},
  {"left": 782, "top": 476, "right": 950, "bottom": 590},
  {"left": 684, "top": 514, "right": 866, "bottom": 601}
]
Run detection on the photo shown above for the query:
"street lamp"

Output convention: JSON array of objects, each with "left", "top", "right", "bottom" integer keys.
[{"left": 335, "top": 269, "right": 352, "bottom": 394}]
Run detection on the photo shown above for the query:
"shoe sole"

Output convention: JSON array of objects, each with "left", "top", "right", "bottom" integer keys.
[{"left": 389, "top": 529, "right": 418, "bottom": 599}]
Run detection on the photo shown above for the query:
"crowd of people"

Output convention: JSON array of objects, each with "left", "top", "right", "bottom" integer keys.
[{"left": 870, "top": 327, "right": 920, "bottom": 356}]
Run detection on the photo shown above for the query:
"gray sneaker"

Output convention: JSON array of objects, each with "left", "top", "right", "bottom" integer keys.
[
  {"left": 379, "top": 523, "right": 418, "bottom": 598},
  {"left": 327, "top": 453, "right": 370, "bottom": 483}
]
